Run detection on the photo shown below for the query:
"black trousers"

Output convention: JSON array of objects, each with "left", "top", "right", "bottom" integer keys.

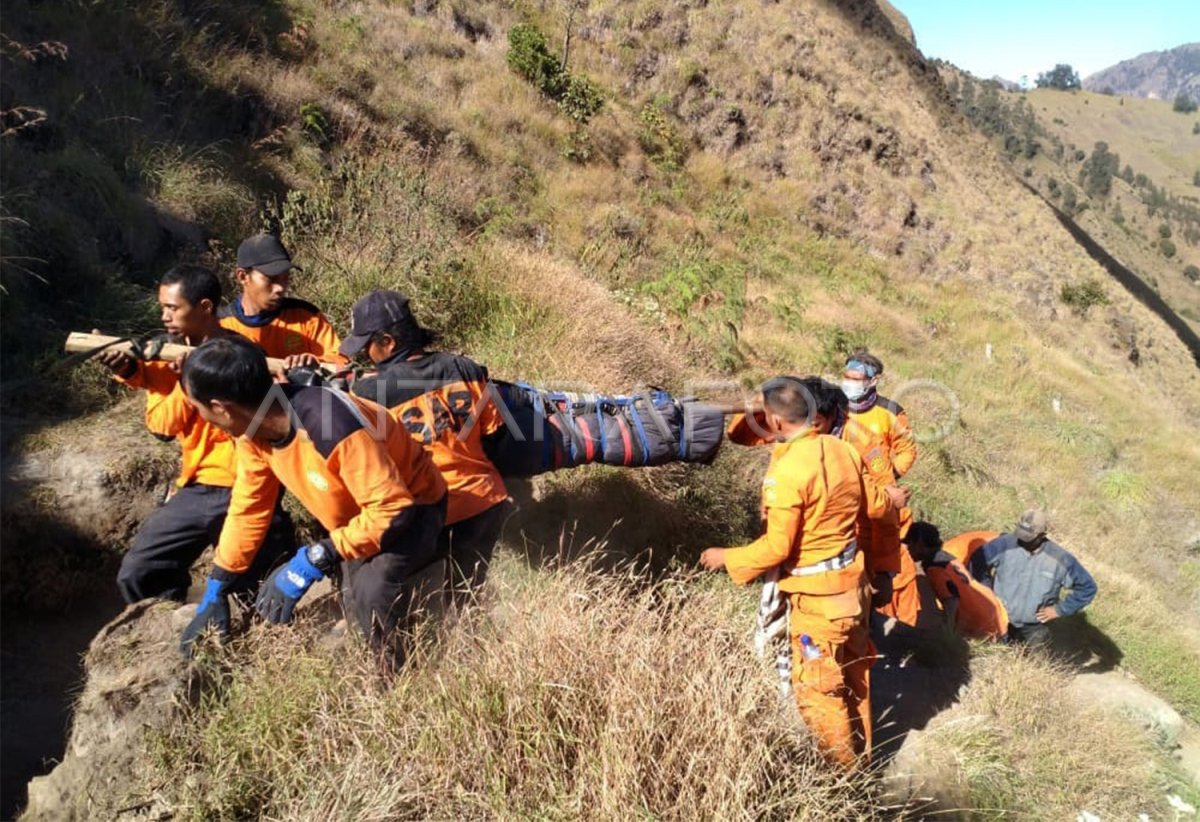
[
  {"left": 439, "top": 500, "right": 509, "bottom": 607},
  {"left": 116, "top": 483, "right": 294, "bottom": 604},
  {"left": 341, "top": 499, "right": 447, "bottom": 672},
  {"left": 1008, "top": 621, "right": 1052, "bottom": 648}
]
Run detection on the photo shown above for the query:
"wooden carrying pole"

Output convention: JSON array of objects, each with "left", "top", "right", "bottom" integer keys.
[
  {"left": 64, "top": 332, "right": 342, "bottom": 374},
  {"left": 65, "top": 332, "right": 760, "bottom": 415}
]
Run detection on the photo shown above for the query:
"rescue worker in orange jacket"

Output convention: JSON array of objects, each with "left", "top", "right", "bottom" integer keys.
[
  {"left": 942, "top": 530, "right": 1000, "bottom": 566},
  {"left": 217, "top": 234, "right": 347, "bottom": 369},
  {"left": 701, "top": 376, "right": 894, "bottom": 768},
  {"left": 343, "top": 290, "right": 509, "bottom": 607},
  {"left": 178, "top": 336, "right": 448, "bottom": 669},
  {"left": 905, "top": 522, "right": 1008, "bottom": 640},
  {"left": 93, "top": 265, "right": 293, "bottom": 604},
  {"left": 838, "top": 350, "right": 923, "bottom": 629}
]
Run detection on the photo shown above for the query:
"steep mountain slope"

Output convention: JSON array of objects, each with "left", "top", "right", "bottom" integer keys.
[
  {"left": 3, "top": 0, "right": 1200, "bottom": 816},
  {"left": 1021, "top": 87, "right": 1200, "bottom": 328},
  {"left": 1084, "top": 43, "right": 1200, "bottom": 100},
  {"left": 936, "top": 61, "right": 1200, "bottom": 335}
]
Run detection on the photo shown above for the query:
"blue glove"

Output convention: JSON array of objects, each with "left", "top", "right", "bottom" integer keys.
[
  {"left": 180, "top": 576, "right": 233, "bottom": 656},
  {"left": 255, "top": 546, "right": 328, "bottom": 624}
]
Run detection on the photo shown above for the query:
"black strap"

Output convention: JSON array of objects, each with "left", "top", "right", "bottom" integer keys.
[{"left": 129, "top": 333, "right": 168, "bottom": 361}]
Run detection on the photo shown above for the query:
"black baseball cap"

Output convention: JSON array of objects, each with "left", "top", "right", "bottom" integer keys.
[
  {"left": 339, "top": 290, "right": 417, "bottom": 357},
  {"left": 236, "top": 234, "right": 301, "bottom": 277}
]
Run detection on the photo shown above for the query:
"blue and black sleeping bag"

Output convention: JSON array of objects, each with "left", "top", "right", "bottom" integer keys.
[{"left": 483, "top": 381, "right": 725, "bottom": 478}]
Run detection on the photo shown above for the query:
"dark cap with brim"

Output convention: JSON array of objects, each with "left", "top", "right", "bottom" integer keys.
[
  {"left": 339, "top": 289, "right": 416, "bottom": 357},
  {"left": 237, "top": 234, "right": 300, "bottom": 278}
]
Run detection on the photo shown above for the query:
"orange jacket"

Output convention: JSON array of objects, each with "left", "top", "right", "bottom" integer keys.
[
  {"left": 352, "top": 351, "right": 506, "bottom": 525},
  {"left": 726, "top": 410, "right": 775, "bottom": 447},
  {"left": 118, "top": 360, "right": 236, "bottom": 488},
  {"left": 942, "top": 530, "right": 1001, "bottom": 565},
  {"left": 841, "top": 396, "right": 916, "bottom": 486},
  {"left": 924, "top": 551, "right": 1008, "bottom": 639},
  {"left": 724, "top": 429, "right": 892, "bottom": 595},
  {"left": 215, "top": 385, "right": 446, "bottom": 574},
  {"left": 218, "top": 297, "right": 348, "bottom": 364}
]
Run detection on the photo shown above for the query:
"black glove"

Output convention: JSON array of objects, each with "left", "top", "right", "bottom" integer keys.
[{"left": 180, "top": 576, "right": 232, "bottom": 656}]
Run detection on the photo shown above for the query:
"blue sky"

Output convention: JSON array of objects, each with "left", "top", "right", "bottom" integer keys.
[{"left": 890, "top": 1, "right": 1199, "bottom": 85}]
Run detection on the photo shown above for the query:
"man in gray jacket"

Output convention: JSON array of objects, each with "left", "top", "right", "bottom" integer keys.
[{"left": 970, "top": 509, "right": 1098, "bottom": 647}]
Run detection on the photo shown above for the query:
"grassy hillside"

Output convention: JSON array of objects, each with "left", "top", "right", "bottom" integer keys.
[
  {"left": 3, "top": 0, "right": 1200, "bottom": 815},
  {"left": 1023, "top": 88, "right": 1200, "bottom": 322},
  {"left": 937, "top": 66, "right": 1200, "bottom": 331},
  {"left": 1024, "top": 89, "right": 1199, "bottom": 195}
]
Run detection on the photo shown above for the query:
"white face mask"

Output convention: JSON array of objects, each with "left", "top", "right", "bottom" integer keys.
[{"left": 842, "top": 379, "right": 869, "bottom": 401}]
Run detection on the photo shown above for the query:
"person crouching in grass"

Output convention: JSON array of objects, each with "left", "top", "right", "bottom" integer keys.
[{"left": 178, "top": 336, "right": 448, "bottom": 671}]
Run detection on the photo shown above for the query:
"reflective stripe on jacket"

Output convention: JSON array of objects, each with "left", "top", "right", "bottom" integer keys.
[{"left": 725, "top": 429, "right": 890, "bottom": 595}]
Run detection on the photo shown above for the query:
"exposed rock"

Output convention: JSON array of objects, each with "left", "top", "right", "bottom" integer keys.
[
  {"left": 1068, "top": 671, "right": 1184, "bottom": 749},
  {"left": 22, "top": 601, "right": 188, "bottom": 821},
  {"left": 1, "top": 401, "right": 177, "bottom": 610},
  {"left": 1083, "top": 43, "right": 1200, "bottom": 101}
]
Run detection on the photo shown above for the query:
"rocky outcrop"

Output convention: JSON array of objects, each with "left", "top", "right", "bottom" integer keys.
[
  {"left": 22, "top": 601, "right": 188, "bottom": 821},
  {"left": 1083, "top": 43, "right": 1200, "bottom": 100}
]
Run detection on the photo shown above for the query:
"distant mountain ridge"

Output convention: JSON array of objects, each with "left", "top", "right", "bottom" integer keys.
[{"left": 1083, "top": 43, "right": 1200, "bottom": 100}]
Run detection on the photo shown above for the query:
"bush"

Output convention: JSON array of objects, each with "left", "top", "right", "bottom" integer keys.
[
  {"left": 1160, "top": 238, "right": 1177, "bottom": 258},
  {"left": 1159, "top": 223, "right": 1172, "bottom": 239},
  {"left": 642, "top": 253, "right": 746, "bottom": 373},
  {"left": 1184, "top": 264, "right": 1200, "bottom": 283},
  {"left": 1060, "top": 279, "right": 1109, "bottom": 316},
  {"left": 638, "top": 97, "right": 689, "bottom": 171},
  {"left": 1080, "top": 141, "right": 1119, "bottom": 198},
  {"left": 1173, "top": 94, "right": 1198, "bottom": 113},
  {"left": 507, "top": 23, "right": 602, "bottom": 124},
  {"left": 507, "top": 23, "right": 567, "bottom": 99},
  {"left": 559, "top": 73, "right": 603, "bottom": 123},
  {"left": 1061, "top": 184, "right": 1078, "bottom": 214}
]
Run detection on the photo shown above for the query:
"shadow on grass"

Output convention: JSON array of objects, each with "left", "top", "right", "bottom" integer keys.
[
  {"left": 503, "top": 469, "right": 729, "bottom": 576},
  {"left": 870, "top": 608, "right": 1125, "bottom": 769},
  {"left": 1044, "top": 612, "right": 1124, "bottom": 674},
  {"left": 870, "top": 607, "right": 974, "bottom": 766},
  {"left": 1, "top": 0, "right": 300, "bottom": 425}
]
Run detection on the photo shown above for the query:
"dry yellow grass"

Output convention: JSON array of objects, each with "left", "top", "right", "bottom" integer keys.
[
  {"left": 897, "top": 648, "right": 1160, "bottom": 818},
  {"left": 152, "top": 552, "right": 883, "bottom": 820}
]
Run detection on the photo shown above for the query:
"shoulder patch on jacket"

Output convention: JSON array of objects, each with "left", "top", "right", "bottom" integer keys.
[{"left": 876, "top": 395, "right": 904, "bottom": 415}]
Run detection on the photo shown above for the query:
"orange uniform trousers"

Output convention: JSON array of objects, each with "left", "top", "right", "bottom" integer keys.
[
  {"left": 865, "top": 504, "right": 924, "bottom": 629},
  {"left": 788, "top": 576, "right": 874, "bottom": 768}
]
